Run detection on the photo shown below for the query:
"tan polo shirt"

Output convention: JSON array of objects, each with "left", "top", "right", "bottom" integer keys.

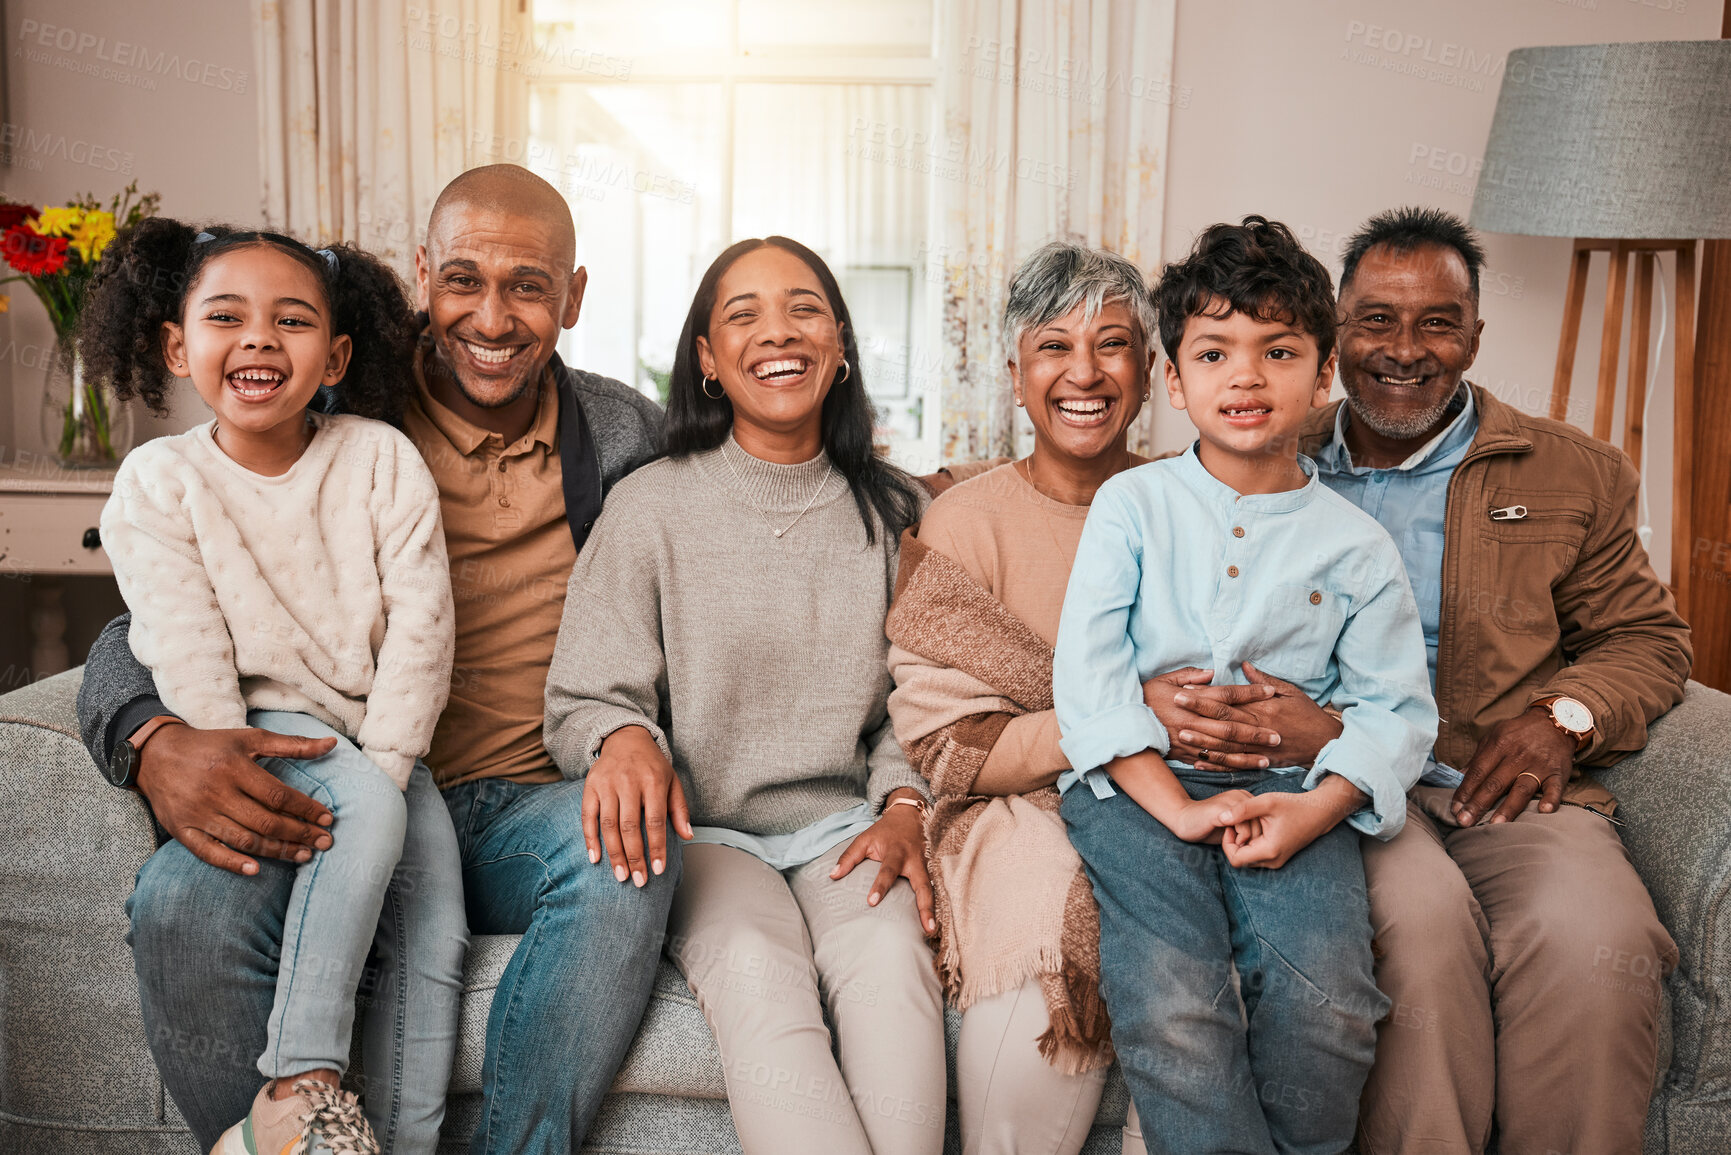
[{"left": 401, "top": 358, "right": 575, "bottom": 788}]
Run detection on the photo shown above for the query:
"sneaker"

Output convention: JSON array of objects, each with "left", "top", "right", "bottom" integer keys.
[{"left": 210, "top": 1078, "right": 379, "bottom": 1155}]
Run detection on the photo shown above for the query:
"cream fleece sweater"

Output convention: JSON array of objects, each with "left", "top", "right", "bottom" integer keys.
[
  {"left": 543, "top": 437, "right": 928, "bottom": 835},
  {"left": 101, "top": 414, "right": 455, "bottom": 788}
]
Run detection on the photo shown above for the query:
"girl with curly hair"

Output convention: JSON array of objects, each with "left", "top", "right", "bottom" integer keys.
[{"left": 82, "top": 219, "right": 465, "bottom": 1155}]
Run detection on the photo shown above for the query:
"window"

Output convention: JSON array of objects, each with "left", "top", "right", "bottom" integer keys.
[{"left": 529, "top": 0, "right": 940, "bottom": 464}]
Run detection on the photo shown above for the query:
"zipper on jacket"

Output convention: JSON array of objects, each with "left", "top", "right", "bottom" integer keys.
[{"left": 1486, "top": 501, "right": 1591, "bottom": 527}]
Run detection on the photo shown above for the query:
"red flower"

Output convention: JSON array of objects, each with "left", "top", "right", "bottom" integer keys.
[
  {"left": 0, "top": 203, "right": 38, "bottom": 231},
  {"left": 3, "top": 225, "right": 69, "bottom": 276}
]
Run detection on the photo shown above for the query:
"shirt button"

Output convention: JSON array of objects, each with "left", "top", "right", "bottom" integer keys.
[
  {"left": 1227, "top": 565, "right": 1239, "bottom": 578},
  {"left": 499, "top": 496, "right": 511, "bottom": 508},
  {"left": 1310, "top": 590, "right": 1323, "bottom": 605},
  {"left": 497, "top": 459, "right": 508, "bottom": 473},
  {"left": 1232, "top": 526, "right": 1245, "bottom": 538},
  {"left": 582, "top": 520, "right": 594, "bottom": 533}
]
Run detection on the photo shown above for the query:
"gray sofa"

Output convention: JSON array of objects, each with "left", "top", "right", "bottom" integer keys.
[{"left": 2, "top": 669, "right": 1728, "bottom": 1154}]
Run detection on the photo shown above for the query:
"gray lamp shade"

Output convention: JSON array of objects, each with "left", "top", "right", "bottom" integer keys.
[{"left": 1469, "top": 40, "right": 1731, "bottom": 239}]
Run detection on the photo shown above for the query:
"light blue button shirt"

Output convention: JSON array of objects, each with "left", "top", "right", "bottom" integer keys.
[
  {"left": 1312, "top": 390, "right": 1478, "bottom": 787},
  {"left": 1052, "top": 447, "right": 1439, "bottom": 838}
]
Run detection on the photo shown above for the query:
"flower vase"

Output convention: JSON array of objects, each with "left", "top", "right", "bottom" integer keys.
[{"left": 38, "top": 336, "right": 131, "bottom": 468}]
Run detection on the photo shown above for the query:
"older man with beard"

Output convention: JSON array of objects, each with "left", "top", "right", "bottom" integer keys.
[
  {"left": 75, "top": 165, "right": 676, "bottom": 1155},
  {"left": 1156, "top": 206, "right": 1689, "bottom": 1154},
  {"left": 1315, "top": 207, "right": 1688, "bottom": 1155}
]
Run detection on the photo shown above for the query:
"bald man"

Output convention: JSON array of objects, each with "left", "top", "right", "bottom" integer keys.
[{"left": 77, "top": 165, "right": 672, "bottom": 1154}]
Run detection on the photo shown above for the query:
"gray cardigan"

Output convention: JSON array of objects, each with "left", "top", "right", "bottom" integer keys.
[{"left": 543, "top": 440, "right": 929, "bottom": 833}]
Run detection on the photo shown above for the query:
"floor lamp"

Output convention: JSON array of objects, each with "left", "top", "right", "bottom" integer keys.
[{"left": 1469, "top": 40, "right": 1731, "bottom": 619}]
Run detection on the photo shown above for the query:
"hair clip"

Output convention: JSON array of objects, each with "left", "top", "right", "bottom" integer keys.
[
  {"left": 194, "top": 231, "right": 216, "bottom": 244},
  {"left": 315, "top": 247, "right": 339, "bottom": 276}
]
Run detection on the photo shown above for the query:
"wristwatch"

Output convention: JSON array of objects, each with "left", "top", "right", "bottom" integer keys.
[
  {"left": 106, "top": 714, "right": 185, "bottom": 788},
  {"left": 1535, "top": 696, "right": 1595, "bottom": 751}
]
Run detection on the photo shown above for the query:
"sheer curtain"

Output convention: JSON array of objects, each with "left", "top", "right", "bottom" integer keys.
[
  {"left": 529, "top": 78, "right": 936, "bottom": 440},
  {"left": 936, "top": 0, "right": 1177, "bottom": 462},
  {"left": 253, "top": 0, "right": 530, "bottom": 270},
  {"left": 732, "top": 84, "right": 934, "bottom": 443}
]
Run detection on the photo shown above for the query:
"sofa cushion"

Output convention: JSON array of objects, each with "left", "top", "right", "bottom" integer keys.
[{"left": 451, "top": 938, "right": 732, "bottom": 1101}]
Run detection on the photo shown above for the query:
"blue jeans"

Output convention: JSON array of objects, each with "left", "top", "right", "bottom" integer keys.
[
  {"left": 130, "top": 767, "right": 677, "bottom": 1155},
  {"left": 1061, "top": 769, "right": 1387, "bottom": 1155},
  {"left": 255, "top": 711, "right": 403, "bottom": 1078},
  {"left": 440, "top": 775, "right": 681, "bottom": 1155},
  {"left": 128, "top": 712, "right": 466, "bottom": 1155}
]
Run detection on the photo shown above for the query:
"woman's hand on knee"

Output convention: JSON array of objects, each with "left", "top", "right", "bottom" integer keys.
[
  {"left": 831, "top": 789, "right": 937, "bottom": 933},
  {"left": 585, "top": 725, "right": 693, "bottom": 887}
]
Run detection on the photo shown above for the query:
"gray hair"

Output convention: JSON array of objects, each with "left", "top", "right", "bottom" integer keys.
[{"left": 1002, "top": 240, "right": 1157, "bottom": 363}]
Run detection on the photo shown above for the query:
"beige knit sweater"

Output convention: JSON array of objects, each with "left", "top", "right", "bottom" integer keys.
[
  {"left": 543, "top": 437, "right": 928, "bottom": 835},
  {"left": 101, "top": 414, "right": 455, "bottom": 788}
]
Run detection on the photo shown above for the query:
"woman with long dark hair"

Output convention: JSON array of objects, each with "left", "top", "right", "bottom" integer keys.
[{"left": 544, "top": 237, "right": 942, "bottom": 1155}]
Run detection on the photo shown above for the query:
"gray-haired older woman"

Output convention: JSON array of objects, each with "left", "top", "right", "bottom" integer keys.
[{"left": 887, "top": 241, "right": 1158, "bottom": 1155}]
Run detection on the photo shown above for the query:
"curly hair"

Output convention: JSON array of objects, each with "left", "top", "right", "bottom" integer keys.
[
  {"left": 1153, "top": 215, "right": 1337, "bottom": 366},
  {"left": 77, "top": 218, "right": 416, "bottom": 422}
]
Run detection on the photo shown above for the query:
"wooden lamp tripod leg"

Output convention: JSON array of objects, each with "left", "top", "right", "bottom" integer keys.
[
  {"left": 1552, "top": 242, "right": 1593, "bottom": 424},
  {"left": 1594, "top": 242, "right": 1631, "bottom": 444},
  {"left": 1624, "top": 251, "right": 1655, "bottom": 470}
]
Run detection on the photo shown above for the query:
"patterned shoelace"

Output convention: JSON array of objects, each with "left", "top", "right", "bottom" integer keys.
[{"left": 287, "top": 1079, "right": 380, "bottom": 1155}]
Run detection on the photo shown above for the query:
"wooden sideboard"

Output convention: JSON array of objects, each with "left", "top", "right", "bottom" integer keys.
[{"left": 0, "top": 456, "right": 115, "bottom": 677}]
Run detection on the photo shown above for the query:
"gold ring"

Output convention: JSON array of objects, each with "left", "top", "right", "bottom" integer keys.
[{"left": 1516, "top": 771, "right": 1544, "bottom": 788}]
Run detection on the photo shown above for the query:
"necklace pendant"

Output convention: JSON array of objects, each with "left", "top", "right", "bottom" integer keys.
[{"left": 774, "top": 528, "right": 785, "bottom": 538}]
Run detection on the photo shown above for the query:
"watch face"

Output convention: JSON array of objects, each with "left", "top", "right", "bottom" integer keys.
[
  {"left": 107, "top": 740, "right": 136, "bottom": 787},
  {"left": 1552, "top": 698, "right": 1593, "bottom": 734}
]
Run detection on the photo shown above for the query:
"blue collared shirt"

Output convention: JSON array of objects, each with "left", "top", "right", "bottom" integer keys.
[
  {"left": 1312, "top": 390, "right": 1479, "bottom": 787},
  {"left": 1052, "top": 446, "right": 1438, "bottom": 839}
]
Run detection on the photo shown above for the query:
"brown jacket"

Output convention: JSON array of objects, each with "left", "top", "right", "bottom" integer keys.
[{"left": 1300, "top": 385, "right": 1692, "bottom": 800}]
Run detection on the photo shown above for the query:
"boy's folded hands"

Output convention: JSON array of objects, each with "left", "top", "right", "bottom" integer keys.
[
  {"left": 1166, "top": 789, "right": 1258, "bottom": 844},
  {"left": 1215, "top": 791, "right": 1336, "bottom": 869},
  {"left": 1214, "top": 774, "right": 1370, "bottom": 869},
  {"left": 1110, "top": 752, "right": 1364, "bottom": 866}
]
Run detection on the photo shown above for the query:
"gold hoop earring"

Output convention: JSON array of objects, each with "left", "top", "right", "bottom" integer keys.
[
  {"left": 702, "top": 375, "right": 724, "bottom": 400},
  {"left": 836, "top": 362, "right": 851, "bottom": 384}
]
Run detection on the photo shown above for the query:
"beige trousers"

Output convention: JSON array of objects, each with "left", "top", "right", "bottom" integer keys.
[
  {"left": 955, "top": 977, "right": 1108, "bottom": 1155},
  {"left": 1357, "top": 787, "right": 1676, "bottom": 1155},
  {"left": 668, "top": 840, "right": 947, "bottom": 1155}
]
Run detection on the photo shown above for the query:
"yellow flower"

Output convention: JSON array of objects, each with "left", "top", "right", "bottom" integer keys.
[
  {"left": 0, "top": 294, "right": 10, "bottom": 314},
  {"left": 70, "top": 210, "right": 116, "bottom": 263},
  {"left": 34, "top": 206, "right": 85, "bottom": 237}
]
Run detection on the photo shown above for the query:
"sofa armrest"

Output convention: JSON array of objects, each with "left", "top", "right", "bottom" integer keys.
[
  {"left": 0, "top": 669, "right": 178, "bottom": 1141},
  {"left": 1595, "top": 680, "right": 1731, "bottom": 1116}
]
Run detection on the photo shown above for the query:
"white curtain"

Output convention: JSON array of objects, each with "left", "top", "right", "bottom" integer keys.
[
  {"left": 253, "top": 0, "right": 530, "bottom": 272},
  {"left": 936, "top": 0, "right": 1177, "bottom": 462}
]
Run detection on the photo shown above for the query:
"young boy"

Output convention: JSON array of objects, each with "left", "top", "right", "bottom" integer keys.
[{"left": 1053, "top": 217, "right": 1438, "bottom": 1155}]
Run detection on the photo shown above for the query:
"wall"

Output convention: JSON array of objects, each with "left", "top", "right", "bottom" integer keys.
[
  {"left": 1159, "top": 0, "right": 1722, "bottom": 583},
  {"left": 0, "top": 0, "right": 1720, "bottom": 681},
  {"left": 0, "top": 0, "right": 258, "bottom": 678}
]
